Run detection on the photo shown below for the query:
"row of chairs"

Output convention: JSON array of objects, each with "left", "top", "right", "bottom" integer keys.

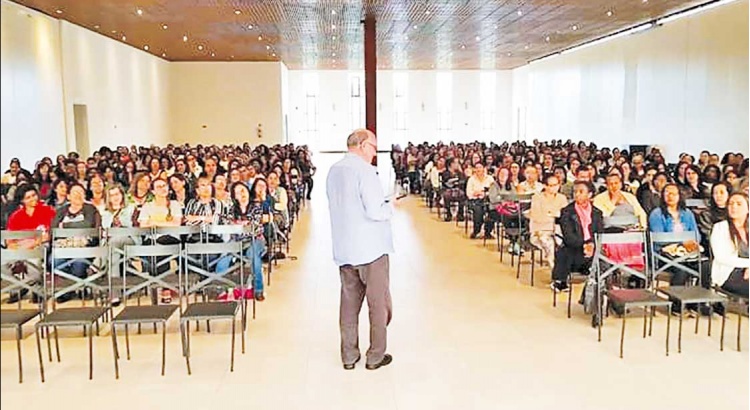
[
  {"left": 1, "top": 224, "right": 265, "bottom": 383},
  {"left": 419, "top": 189, "right": 748, "bottom": 358}
]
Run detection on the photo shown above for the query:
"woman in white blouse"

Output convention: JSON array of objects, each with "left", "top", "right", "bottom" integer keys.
[{"left": 710, "top": 192, "right": 749, "bottom": 298}]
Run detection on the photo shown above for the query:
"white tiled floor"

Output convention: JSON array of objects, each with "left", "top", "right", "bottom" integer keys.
[{"left": 1, "top": 154, "right": 748, "bottom": 410}]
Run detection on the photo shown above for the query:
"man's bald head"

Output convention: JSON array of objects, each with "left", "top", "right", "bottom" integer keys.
[{"left": 347, "top": 128, "right": 375, "bottom": 148}]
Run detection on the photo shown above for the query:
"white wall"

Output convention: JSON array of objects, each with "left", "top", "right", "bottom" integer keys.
[
  {"left": 287, "top": 70, "right": 514, "bottom": 151},
  {"left": 514, "top": 0, "right": 749, "bottom": 160},
  {"left": 169, "top": 62, "right": 285, "bottom": 146},
  {"left": 60, "top": 20, "right": 170, "bottom": 153},
  {"left": 1, "top": 0, "right": 170, "bottom": 168},
  {"left": 1, "top": 0, "right": 66, "bottom": 168}
]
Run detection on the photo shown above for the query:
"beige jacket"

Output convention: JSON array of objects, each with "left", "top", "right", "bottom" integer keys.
[{"left": 593, "top": 190, "right": 648, "bottom": 228}]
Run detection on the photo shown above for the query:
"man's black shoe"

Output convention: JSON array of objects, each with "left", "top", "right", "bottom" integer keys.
[
  {"left": 6, "top": 289, "right": 29, "bottom": 304},
  {"left": 343, "top": 355, "right": 361, "bottom": 370},
  {"left": 366, "top": 354, "right": 393, "bottom": 370}
]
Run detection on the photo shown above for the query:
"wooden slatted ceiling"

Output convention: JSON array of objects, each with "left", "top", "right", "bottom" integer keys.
[{"left": 12, "top": 0, "right": 710, "bottom": 69}]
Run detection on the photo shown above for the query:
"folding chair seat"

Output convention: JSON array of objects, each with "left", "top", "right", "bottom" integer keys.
[
  {"left": 36, "top": 244, "right": 109, "bottom": 381},
  {"left": 110, "top": 243, "right": 181, "bottom": 379},
  {"left": 593, "top": 231, "right": 672, "bottom": 358},
  {"left": 651, "top": 230, "right": 728, "bottom": 353},
  {"left": 181, "top": 241, "right": 246, "bottom": 375},
  {"left": 1, "top": 245, "right": 46, "bottom": 383}
]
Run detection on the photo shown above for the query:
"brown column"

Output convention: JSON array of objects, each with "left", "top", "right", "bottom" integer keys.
[
  {"left": 364, "top": 15, "right": 377, "bottom": 135},
  {"left": 364, "top": 15, "right": 378, "bottom": 166}
]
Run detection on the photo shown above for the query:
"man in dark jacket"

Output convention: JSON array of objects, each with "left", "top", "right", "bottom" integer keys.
[{"left": 551, "top": 180, "right": 603, "bottom": 292}]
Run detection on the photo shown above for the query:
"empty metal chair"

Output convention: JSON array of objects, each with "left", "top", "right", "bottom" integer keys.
[
  {"left": 651, "top": 231, "right": 727, "bottom": 353},
  {"left": 180, "top": 241, "right": 246, "bottom": 375},
  {"left": 35, "top": 245, "right": 110, "bottom": 381},
  {"left": 110, "top": 243, "right": 181, "bottom": 379},
  {"left": 593, "top": 231, "right": 673, "bottom": 358},
  {"left": 1, "top": 245, "right": 45, "bottom": 383}
]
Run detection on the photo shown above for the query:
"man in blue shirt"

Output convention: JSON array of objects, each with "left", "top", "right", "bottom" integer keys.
[{"left": 327, "top": 128, "right": 395, "bottom": 371}]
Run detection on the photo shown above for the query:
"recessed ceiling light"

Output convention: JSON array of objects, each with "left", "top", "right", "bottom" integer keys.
[
  {"left": 412, "top": 25, "right": 418, "bottom": 30},
  {"left": 331, "top": 24, "right": 336, "bottom": 29},
  {"left": 122, "top": 35, "right": 127, "bottom": 41},
  {"left": 248, "top": 24, "right": 253, "bottom": 29},
  {"left": 642, "top": 0, "right": 648, "bottom": 3},
  {"left": 162, "top": 24, "right": 168, "bottom": 29},
  {"left": 211, "top": 52, "right": 215, "bottom": 57},
  {"left": 230, "top": 55, "right": 234, "bottom": 58},
  {"left": 183, "top": 35, "right": 188, "bottom": 42},
  {"left": 545, "top": 35, "right": 550, "bottom": 42},
  {"left": 111, "top": 30, "right": 117, "bottom": 33},
  {"left": 162, "top": 52, "right": 166, "bottom": 57},
  {"left": 607, "top": 10, "right": 613, "bottom": 17},
  {"left": 572, "top": 25, "right": 578, "bottom": 31},
  {"left": 234, "top": 10, "right": 241, "bottom": 15},
  {"left": 332, "top": 35, "right": 336, "bottom": 40},
  {"left": 475, "top": 36, "right": 480, "bottom": 41},
  {"left": 517, "top": 10, "right": 523, "bottom": 16},
  {"left": 507, "top": 52, "right": 512, "bottom": 57},
  {"left": 93, "top": 24, "right": 100, "bottom": 29},
  {"left": 425, "top": 10, "right": 430, "bottom": 15},
  {"left": 332, "top": 52, "right": 336, "bottom": 57},
  {"left": 272, "top": 52, "right": 276, "bottom": 57},
  {"left": 266, "top": 45, "right": 271, "bottom": 50},
  {"left": 198, "top": 45, "right": 204, "bottom": 50},
  {"left": 494, "top": 24, "right": 498, "bottom": 29},
  {"left": 331, "top": 10, "right": 336, "bottom": 15},
  {"left": 460, "top": 44, "right": 466, "bottom": 49},
  {"left": 524, "top": 44, "right": 529, "bottom": 50},
  {"left": 55, "top": 9, "right": 62, "bottom": 14},
  {"left": 136, "top": 8, "right": 143, "bottom": 16},
  {"left": 258, "top": 35, "right": 263, "bottom": 41},
  {"left": 143, "top": 45, "right": 149, "bottom": 51}
]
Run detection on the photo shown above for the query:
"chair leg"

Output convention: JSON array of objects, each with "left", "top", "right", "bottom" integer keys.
[
  {"left": 720, "top": 307, "right": 726, "bottom": 352},
  {"left": 161, "top": 321, "right": 167, "bottom": 376},
  {"left": 695, "top": 305, "right": 700, "bottom": 334},
  {"left": 666, "top": 305, "right": 672, "bottom": 356},
  {"left": 678, "top": 303, "right": 684, "bottom": 353},
  {"left": 54, "top": 326, "right": 61, "bottom": 362},
  {"left": 619, "top": 315, "right": 626, "bottom": 359},
  {"left": 707, "top": 304, "right": 713, "bottom": 337},
  {"left": 552, "top": 286, "right": 557, "bottom": 308},
  {"left": 737, "top": 313, "right": 742, "bottom": 352},
  {"left": 111, "top": 324, "right": 120, "bottom": 379},
  {"left": 649, "top": 306, "right": 655, "bottom": 337},
  {"left": 125, "top": 324, "right": 131, "bottom": 360},
  {"left": 642, "top": 307, "right": 648, "bottom": 338},
  {"left": 230, "top": 316, "right": 237, "bottom": 372},
  {"left": 46, "top": 325, "right": 52, "bottom": 362},
  {"left": 16, "top": 326, "right": 23, "bottom": 383},
  {"left": 530, "top": 249, "right": 535, "bottom": 287},
  {"left": 567, "top": 283, "right": 573, "bottom": 319},
  {"left": 88, "top": 324, "right": 93, "bottom": 380},
  {"left": 35, "top": 327, "right": 45, "bottom": 383}
]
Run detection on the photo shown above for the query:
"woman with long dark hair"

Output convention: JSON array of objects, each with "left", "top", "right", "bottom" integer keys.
[
  {"left": 698, "top": 181, "right": 731, "bottom": 250},
  {"left": 710, "top": 192, "right": 749, "bottom": 298}
]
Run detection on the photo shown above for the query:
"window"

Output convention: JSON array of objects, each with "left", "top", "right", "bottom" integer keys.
[
  {"left": 304, "top": 72, "right": 319, "bottom": 142},
  {"left": 480, "top": 72, "right": 496, "bottom": 141},
  {"left": 393, "top": 72, "right": 408, "bottom": 142},
  {"left": 436, "top": 72, "right": 452, "bottom": 141},
  {"left": 349, "top": 74, "right": 365, "bottom": 130}
]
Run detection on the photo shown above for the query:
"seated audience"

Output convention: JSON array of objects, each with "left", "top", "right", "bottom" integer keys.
[
  {"left": 528, "top": 175, "right": 567, "bottom": 267},
  {"left": 698, "top": 181, "right": 731, "bottom": 249},
  {"left": 593, "top": 171, "right": 648, "bottom": 231},
  {"left": 465, "top": 162, "right": 495, "bottom": 239},
  {"left": 441, "top": 158, "right": 467, "bottom": 222}
]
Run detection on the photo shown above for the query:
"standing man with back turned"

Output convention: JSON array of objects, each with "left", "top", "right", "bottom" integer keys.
[{"left": 327, "top": 129, "right": 395, "bottom": 371}]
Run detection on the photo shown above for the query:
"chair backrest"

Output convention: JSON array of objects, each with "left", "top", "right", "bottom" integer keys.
[
  {"left": 49, "top": 245, "right": 110, "bottom": 307},
  {"left": 1, "top": 229, "right": 41, "bottom": 246},
  {"left": 121, "top": 244, "right": 182, "bottom": 302},
  {"left": 52, "top": 227, "right": 100, "bottom": 240},
  {"left": 106, "top": 226, "right": 151, "bottom": 239},
  {"left": 593, "top": 231, "right": 649, "bottom": 283},
  {"left": 206, "top": 224, "right": 247, "bottom": 236},
  {"left": 603, "top": 215, "right": 639, "bottom": 228},
  {"left": 153, "top": 225, "right": 202, "bottom": 238},
  {"left": 685, "top": 199, "right": 708, "bottom": 209},
  {"left": 1, "top": 247, "right": 46, "bottom": 300},
  {"left": 183, "top": 241, "right": 245, "bottom": 296},
  {"left": 648, "top": 230, "right": 703, "bottom": 285}
]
